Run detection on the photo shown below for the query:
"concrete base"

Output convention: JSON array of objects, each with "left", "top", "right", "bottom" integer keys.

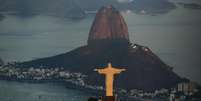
[{"left": 102, "top": 96, "right": 115, "bottom": 101}]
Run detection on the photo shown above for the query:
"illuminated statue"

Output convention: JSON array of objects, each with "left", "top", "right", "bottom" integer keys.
[{"left": 94, "top": 63, "right": 126, "bottom": 96}]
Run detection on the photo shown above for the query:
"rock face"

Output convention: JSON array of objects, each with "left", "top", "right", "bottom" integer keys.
[
  {"left": 17, "top": 6, "right": 186, "bottom": 91},
  {"left": 88, "top": 6, "right": 129, "bottom": 45}
]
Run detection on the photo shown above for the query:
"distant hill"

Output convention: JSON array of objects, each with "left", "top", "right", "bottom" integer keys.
[
  {"left": 16, "top": 6, "right": 186, "bottom": 91},
  {"left": 0, "top": 57, "right": 4, "bottom": 66},
  {"left": 0, "top": 0, "right": 85, "bottom": 19},
  {"left": 0, "top": 14, "right": 5, "bottom": 20},
  {"left": 75, "top": 0, "right": 176, "bottom": 14},
  {"left": 0, "top": 0, "right": 176, "bottom": 18},
  {"left": 130, "top": 0, "right": 176, "bottom": 14},
  {"left": 178, "top": 2, "right": 201, "bottom": 9}
]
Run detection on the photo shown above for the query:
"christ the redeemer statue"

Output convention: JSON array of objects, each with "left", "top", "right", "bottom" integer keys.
[{"left": 94, "top": 63, "right": 126, "bottom": 97}]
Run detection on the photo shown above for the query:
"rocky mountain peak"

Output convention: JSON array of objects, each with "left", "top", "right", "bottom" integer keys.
[{"left": 88, "top": 5, "right": 130, "bottom": 45}]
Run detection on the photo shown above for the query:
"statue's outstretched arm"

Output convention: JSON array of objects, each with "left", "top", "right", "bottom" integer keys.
[
  {"left": 94, "top": 68, "right": 106, "bottom": 74},
  {"left": 94, "top": 69, "right": 99, "bottom": 71},
  {"left": 120, "top": 68, "right": 126, "bottom": 72},
  {"left": 115, "top": 68, "right": 126, "bottom": 73}
]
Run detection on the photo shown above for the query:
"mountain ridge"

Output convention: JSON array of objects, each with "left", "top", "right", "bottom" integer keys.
[{"left": 16, "top": 6, "right": 186, "bottom": 91}]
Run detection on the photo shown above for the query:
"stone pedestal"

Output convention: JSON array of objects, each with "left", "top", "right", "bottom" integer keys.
[{"left": 102, "top": 96, "right": 115, "bottom": 101}]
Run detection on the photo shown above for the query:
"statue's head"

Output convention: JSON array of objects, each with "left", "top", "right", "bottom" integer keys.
[{"left": 108, "top": 63, "right": 112, "bottom": 68}]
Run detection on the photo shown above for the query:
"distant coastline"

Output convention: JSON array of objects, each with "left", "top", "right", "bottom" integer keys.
[{"left": 178, "top": 2, "right": 201, "bottom": 9}]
